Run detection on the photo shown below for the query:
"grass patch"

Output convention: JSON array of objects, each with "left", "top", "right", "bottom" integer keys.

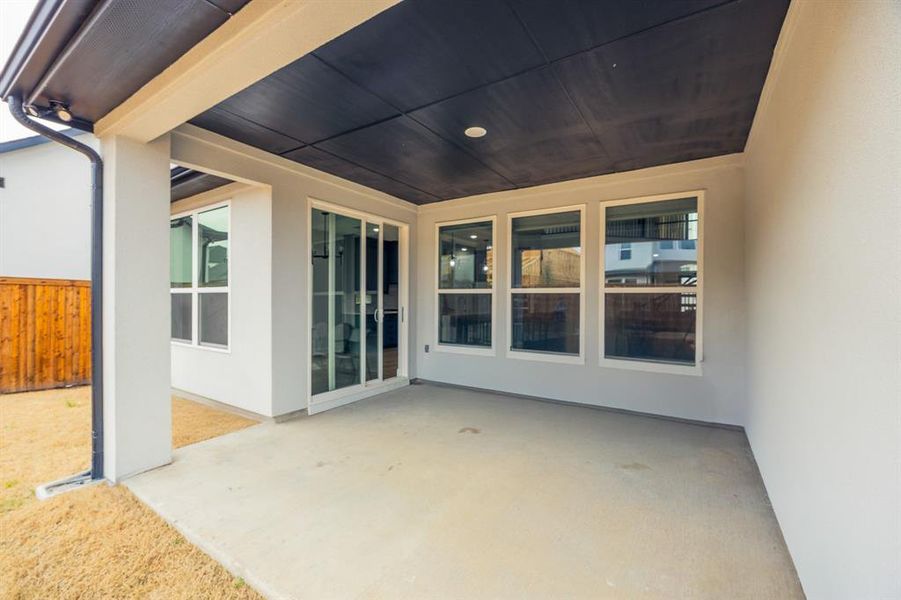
[{"left": 0, "top": 386, "right": 261, "bottom": 599}]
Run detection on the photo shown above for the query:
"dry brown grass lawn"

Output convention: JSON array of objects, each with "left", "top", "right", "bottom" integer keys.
[{"left": 0, "top": 386, "right": 262, "bottom": 599}]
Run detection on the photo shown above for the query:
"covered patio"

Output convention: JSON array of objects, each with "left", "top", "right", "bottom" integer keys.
[
  {"left": 2, "top": 0, "right": 898, "bottom": 598},
  {"left": 127, "top": 383, "right": 801, "bottom": 599}
]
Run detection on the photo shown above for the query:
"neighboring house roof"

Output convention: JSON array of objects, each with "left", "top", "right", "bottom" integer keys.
[{"left": 0, "top": 128, "right": 87, "bottom": 154}]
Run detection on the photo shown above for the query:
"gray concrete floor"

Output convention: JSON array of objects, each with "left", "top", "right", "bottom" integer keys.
[{"left": 126, "top": 383, "right": 803, "bottom": 599}]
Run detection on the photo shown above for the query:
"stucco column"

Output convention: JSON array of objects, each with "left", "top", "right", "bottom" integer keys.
[{"left": 101, "top": 134, "right": 172, "bottom": 481}]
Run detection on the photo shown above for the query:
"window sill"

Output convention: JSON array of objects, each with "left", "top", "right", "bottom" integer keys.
[
  {"left": 433, "top": 344, "right": 495, "bottom": 357},
  {"left": 599, "top": 357, "right": 702, "bottom": 376},
  {"left": 171, "top": 340, "right": 231, "bottom": 355},
  {"left": 506, "top": 349, "right": 584, "bottom": 365}
]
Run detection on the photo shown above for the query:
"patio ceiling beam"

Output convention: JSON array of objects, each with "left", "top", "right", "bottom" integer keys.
[{"left": 93, "top": 0, "right": 399, "bottom": 143}]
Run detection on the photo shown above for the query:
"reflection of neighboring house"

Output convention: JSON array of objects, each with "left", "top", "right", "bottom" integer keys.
[{"left": 605, "top": 241, "right": 697, "bottom": 285}]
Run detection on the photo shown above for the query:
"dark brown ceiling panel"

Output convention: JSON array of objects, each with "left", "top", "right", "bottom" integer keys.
[
  {"left": 190, "top": 107, "right": 304, "bottom": 155},
  {"left": 312, "top": 0, "right": 545, "bottom": 111},
  {"left": 282, "top": 146, "right": 442, "bottom": 205},
  {"left": 3, "top": 0, "right": 790, "bottom": 205},
  {"left": 553, "top": 0, "right": 786, "bottom": 165},
  {"left": 190, "top": 0, "right": 786, "bottom": 204},
  {"left": 170, "top": 168, "right": 232, "bottom": 202},
  {"left": 215, "top": 55, "right": 399, "bottom": 144},
  {"left": 410, "top": 68, "right": 614, "bottom": 187},
  {"left": 507, "top": 0, "right": 726, "bottom": 61},
  {"left": 316, "top": 116, "right": 514, "bottom": 201},
  {"left": 605, "top": 95, "right": 761, "bottom": 173}
]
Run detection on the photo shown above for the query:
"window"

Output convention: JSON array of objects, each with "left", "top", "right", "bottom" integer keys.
[
  {"left": 602, "top": 194, "right": 701, "bottom": 367},
  {"left": 170, "top": 203, "right": 230, "bottom": 349},
  {"left": 436, "top": 218, "right": 494, "bottom": 351},
  {"left": 508, "top": 206, "right": 584, "bottom": 360}
]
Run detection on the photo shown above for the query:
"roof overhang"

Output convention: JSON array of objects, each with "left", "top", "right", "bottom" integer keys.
[
  {"left": 0, "top": 0, "right": 100, "bottom": 130},
  {"left": 0, "top": 0, "right": 399, "bottom": 141}
]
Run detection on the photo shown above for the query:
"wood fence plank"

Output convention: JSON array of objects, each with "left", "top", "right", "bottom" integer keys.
[{"left": 0, "top": 277, "right": 92, "bottom": 393}]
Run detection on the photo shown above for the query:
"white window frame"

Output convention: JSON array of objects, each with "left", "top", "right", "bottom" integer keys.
[
  {"left": 434, "top": 216, "right": 496, "bottom": 356},
  {"left": 599, "top": 190, "right": 704, "bottom": 376},
  {"left": 506, "top": 204, "right": 586, "bottom": 365},
  {"left": 170, "top": 199, "right": 231, "bottom": 353}
]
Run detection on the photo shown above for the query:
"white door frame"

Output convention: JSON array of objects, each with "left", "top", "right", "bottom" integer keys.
[{"left": 306, "top": 198, "right": 410, "bottom": 415}]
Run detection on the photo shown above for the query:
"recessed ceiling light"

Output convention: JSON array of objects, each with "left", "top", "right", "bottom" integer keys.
[
  {"left": 469, "top": 234, "right": 478, "bottom": 239},
  {"left": 464, "top": 126, "right": 487, "bottom": 138},
  {"left": 461, "top": 247, "right": 467, "bottom": 252}
]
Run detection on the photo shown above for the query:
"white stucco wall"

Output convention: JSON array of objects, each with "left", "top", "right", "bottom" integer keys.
[
  {"left": 170, "top": 124, "right": 418, "bottom": 417},
  {"left": 0, "top": 134, "right": 96, "bottom": 280},
  {"left": 170, "top": 183, "right": 275, "bottom": 417},
  {"left": 743, "top": 1, "right": 901, "bottom": 597},
  {"left": 415, "top": 154, "right": 747, "bottom": 426}
]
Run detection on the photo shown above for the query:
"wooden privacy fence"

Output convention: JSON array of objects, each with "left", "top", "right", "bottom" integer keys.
[{"left": 0, "top": 277, "right": 91, "bottom": 394}]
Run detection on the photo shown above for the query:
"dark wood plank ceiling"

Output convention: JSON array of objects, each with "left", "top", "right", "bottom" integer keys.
[
  {"left": 170, "top": 167, "right": 232, "bottom": 202},
  {"left": 191, "top": 0, "right": 789, "bottom": 204}
]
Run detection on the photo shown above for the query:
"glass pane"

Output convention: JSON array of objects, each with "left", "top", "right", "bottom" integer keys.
[
  {"left": 438, "top": 221, "right": 493, "bottom": 289},
  {"left": 605, "top": 293, "right": 696, "bottom": 364},
  {"left": 510, "top": 293, "right": 579, "bottom": 354},
  {"left": 170, "top": 216, "right": 192, "bottom": 288},
  {"left": 199, "top": 293, "right": 228, "bottom": 347},
  {"left": 605, "top": 198, "right": 698, "bottom": 287},
  {"left": 365, "top": 222, "right": 379, "bottom": 382},
  {"left": 438, "top": 294, "right": 491, "bottom": 347},
  {"left": 198, "top": 206, "right": 229, "bottom": 287},
  {"left": 511, "top": 211, "right": 581, "bottom": 288},
  {"left": 171, "top": 293, "right": 192, "bottom": 342},
  {"left": 311, "top": 209, "right": 361, "bottom": 396},
  {"left": 382, "top": 224, "right": 400, "bottom": 379}
]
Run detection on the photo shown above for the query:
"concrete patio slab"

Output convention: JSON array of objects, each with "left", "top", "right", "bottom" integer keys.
[{"left": 126, "top": 383, "right": 802, "bottom": 599}]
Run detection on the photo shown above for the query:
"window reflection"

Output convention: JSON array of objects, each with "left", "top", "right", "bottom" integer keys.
[
  {"left": 439, "top": 294, "right": 492, "bottom": 347},
  {"left": 199, "top": 292, "right": 228, "bottom": 347},
  {"left": 605, "top": 198, "right": 697, "bottom": 287},
  {"left": 171, "top": 293, "right": 191, "bottom": 341},
  {"left": 605, "top": 293, "right": 696, "bottom": 364},
  {"left": 511, "top": 211, "right": 581, "bottom": 288},
  {"left": 170, "top": 216, "right": 192, "bottom": 288},
  {"left": 439, "top": 221, "right": 493, "bottom": 289},
  {"left": 511, "top": 293, "right": 580, "bottom": 354},
  {"left": 198, "top": 206, "right": 229, "bottom": 287}
]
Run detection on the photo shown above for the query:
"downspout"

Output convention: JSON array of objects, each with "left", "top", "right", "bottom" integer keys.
[{"left": 7, "top": 96, "right": 104, "bottom": 483}]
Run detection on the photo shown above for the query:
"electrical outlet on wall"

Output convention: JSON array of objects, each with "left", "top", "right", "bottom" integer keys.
[{"left": 424, "top": 344, "right": 430, "bottom": 353}]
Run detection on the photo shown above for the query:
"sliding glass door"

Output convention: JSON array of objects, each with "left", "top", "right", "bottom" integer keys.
[
  {"left": 311, "top": 209, "right": 362, "bottom": 396},
  {"left": 311, "top": 205, "right": 405, "bottom": 401},
  {"left": 381, "top": 224, "right": 400, "bottom": 380}
]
